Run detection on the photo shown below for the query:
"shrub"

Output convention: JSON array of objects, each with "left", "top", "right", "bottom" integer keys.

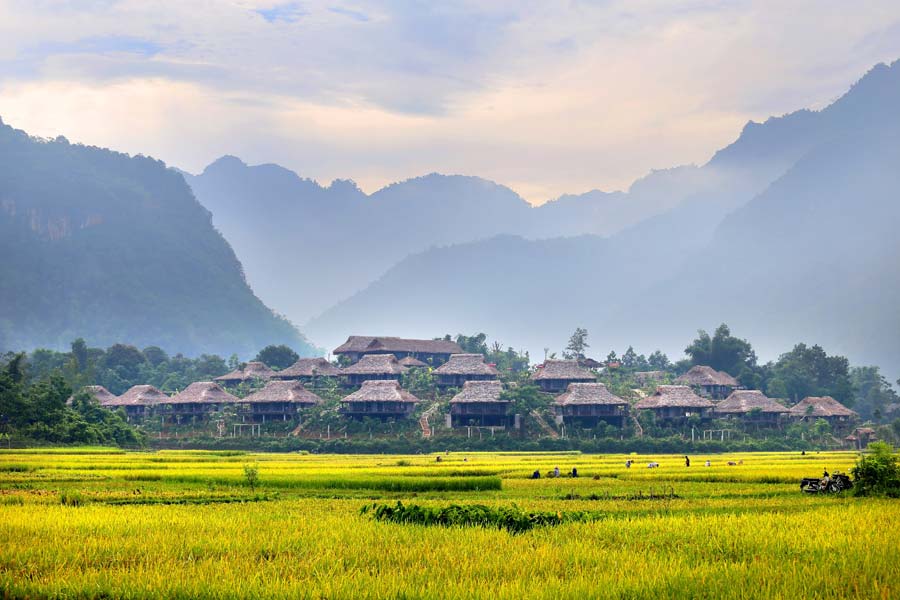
[{"left": 851, "top": 442, "right": 900, "bottom": 497}]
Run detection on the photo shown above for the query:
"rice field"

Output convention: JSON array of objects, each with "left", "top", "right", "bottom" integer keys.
[{"left": 1, "top": 449, "right": 897, "bottom": 599}]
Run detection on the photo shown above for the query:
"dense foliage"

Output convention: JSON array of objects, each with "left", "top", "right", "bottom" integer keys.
[
  {"left": 0, "top": 354, "right": 142, "bottom": 446},
  {"left": 852, "top": 442, "right": 900, "bottom": 497}
]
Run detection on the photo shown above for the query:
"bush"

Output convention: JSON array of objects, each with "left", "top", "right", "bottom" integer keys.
[{"left": 851, "top": 442, "right": 900, "bottom": 497}]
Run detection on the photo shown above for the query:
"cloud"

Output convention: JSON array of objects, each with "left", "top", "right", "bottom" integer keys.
[
  {"left": 1, "top": 1, "right": 900, "bottom": 201},
  {"left": 255, "top": 2, "right": 308, "bottom": 23},
  {"left": 328, "top": 6, "right": 370, "bottom": 22}
]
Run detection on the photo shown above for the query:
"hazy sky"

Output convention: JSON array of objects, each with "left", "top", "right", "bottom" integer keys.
[{"left": 1, "top": 1, "right": 899, "bottom": 202}]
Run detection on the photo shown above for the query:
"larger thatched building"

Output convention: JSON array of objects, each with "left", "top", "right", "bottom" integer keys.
[
  {"left": 530, "top": 360, "right": 595, "bottom": 393},
  {"left": 789, "top": 396, "right": 857, "bottom": 426},
  {"left": 341, "top": 354, "right": 408, "bottom": 387},
  {"left": 675, "top": 365, "right": 740, "bottom": 399},
  {"left": 340, "top": 380, "right": 419, "bottom": 420},
  {"left": 713, "top": 390, "right": 788, "bottom": 425},
  {"left": 241, "top": 380, "right": 322, "bottom": 422},
  {"left": 434, "top": 354, "right": 499, "bottom": 388},
  {"left": 634, "top": 385, "right": 714, "bottom": 421},
  {"left": 448, "top": 380, "right": 511, "bottom": 427},
  {"left": 215, "top": 361, "right": 275, "bottom": 385},
  {"left": 333, "top": 336, "right": 462, "bottom": 365},
  {"left": 164, "top": 382, "right": 239, "bottom": 422},
  {"left": 108, "top": 384, "right": 170, "bottom": 421},
  {"left": 554, "top": 383, "right": 628, "bottom": 427},
  {"left": 271, "top": 357, "right": 341, "bottom": 382}
]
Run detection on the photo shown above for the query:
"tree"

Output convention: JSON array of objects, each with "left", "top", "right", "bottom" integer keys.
[
  {"left": 767, "top": 343, "right": 854, "bottom": 405},
  {"left": 104, "top": 344, "right": 147, "bottom": 381},
  {"left": 851, "top": 366, "right": 898, "bottom": 421},
  {"left": 684, "top": 324, "right": 757, "bottom": 378},
  {"left": 454, "top": 333, "right": 489, "bottom": 355},
  {"left": 142, "top": 346, "right": 169, "bottom": 367},
  {"left": 622, "top": 346, "right": 638, "bottom": 369},
  {"left": 254, "top": 345, "right": 299, "bottom": 370},
  {"left": 647, "top": 350, "right": 671, "bottom": 370},
  {"left": 563, "top": 328, "right": 589, "bottom": 360}
]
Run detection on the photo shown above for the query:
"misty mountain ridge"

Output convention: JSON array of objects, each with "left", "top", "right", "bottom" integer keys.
[
  {"left": 186, "top": 155, "right": 725, "bottom": 322},
  {"left": 304, "top": 60, "right": 900, "bottom": 378},
  {"left": 0, "top": 118, "right": 317, "bottom": 358}
]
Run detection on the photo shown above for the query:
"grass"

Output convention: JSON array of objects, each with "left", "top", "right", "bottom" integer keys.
[{"left": 0, "top": 448, "right": 897, "bottom": 598}]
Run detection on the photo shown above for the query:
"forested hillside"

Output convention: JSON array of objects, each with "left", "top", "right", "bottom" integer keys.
[{"left": 0, "top": 120, "right": 317, "bottom": 358}]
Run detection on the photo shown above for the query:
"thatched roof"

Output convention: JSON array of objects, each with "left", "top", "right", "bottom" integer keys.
[
  {"left": 242, "top": 380, "right": 322, "bottom": 405},
  {"left": 334, "top": 336, "right": 462, "bottom": 355},
  {"left": 398, "top": 356, "right": 428, "bottom": 368},
  {"left": 634, "top": 385, "right": 715, "bottom": 409},
  {"left": 341, "top": 354, "right": 408, "bottom": 376},
  {"left": 676, "top": 365, "right": 739, "bottom": 387},
  {"left": 554, "top": 383, "right": 627, "bottom": 407},
  {"left": 169, "top": 382, "right": 239, "bottom": 404},
  {"left": 78, "top": 385, "right": 118, "bottom": 406},
  {"left": 215, "top": 361, "right": 275, "bottom": 383},
  {"left": 273, "top": 357, "right": 341, "bottom": 379},
  {"left": 789, "top": 396, "right": 857, "bottom": 418},
  {"left": 341, "top": 380, "right": 419, "bottom": 403},
  {"left": 450, "top": 380, "right": 506, "bottom": 404},
  {"left": 434, "top": 354, "right": 499, "bottom": 376},
  {"left": 108, "top": 385, "right": 169, "bottom": 407},
  {"left": 530, "top": 360, "right": 595, "bottom": 382},
  {"left": 714, "top": 390, "right": 788, "bottom": 414},
  {"left": 634, "top": 371, "right": 667, "bottom": 385}
]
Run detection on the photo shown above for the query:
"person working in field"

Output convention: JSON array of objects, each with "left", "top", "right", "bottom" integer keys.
[
  {"left": 531, "top": 469, "right": 541, "bottom": 479},
  {"left": 571, "top": 467, "right": 578, "bottom": 477},
  {"left": 684, "top": 456, "right": 690, "bottom": 467},
  {"left": 553, "top": 466, "right": 560, "bottom": 478}
]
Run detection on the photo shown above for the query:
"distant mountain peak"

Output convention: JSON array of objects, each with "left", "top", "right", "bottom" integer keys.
[{"left": 202, "top": 155, "right": 247, "bottom": 175}]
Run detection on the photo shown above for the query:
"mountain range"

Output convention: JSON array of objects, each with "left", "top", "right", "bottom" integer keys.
[
  {"left": 300, "top": 60, "right": 900, "bottom": 376},
  {"left": 0, "top": 119, "right": 317, "bottom": 358}
]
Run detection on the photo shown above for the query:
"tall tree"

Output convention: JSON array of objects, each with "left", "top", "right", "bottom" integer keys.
[
  {"left": 254, "top": 345, "right": 299, "bottom": 370},
  {"left": 766, "top": 343, "right": 854, "bottom": 405},
  {"left": 564, "top": 328, "right": 589, "bottom": 360},
  {"left": 685, "top": 324, "right": 757, "bottom": 378}
]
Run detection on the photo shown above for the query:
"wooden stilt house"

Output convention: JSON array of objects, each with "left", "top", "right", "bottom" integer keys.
[
  {"left": 240, "top": 380, "right": 322, "bottom": 423},
  {"left": 634, "top": 385, "right": 714, "bottom": 422},
  {"left": 553, "top": 383, "right": 628, "bottom": 427},
  {"left": 449, "top": 380, "right": 511, "bottom": 427},
  {"left": 675, "top": 366, "right": 739, "bottom": 399},
  {"left": 712, "top": 390, "right": 788, "bottom": 426},
  {"left": 164, "top": 382, "right": 239, "bottom": 423},
  {"left": 434, "top": 354, "right": 499, "bottom": 388},
  {"left": 530, "top": 360, "right": 596, "bottom": 393},
  {"left": 341, "top": 354, "right": 407, "bottom": 387},
  {"left": 339, "top": 380, "right": 419, "bottom": 420}
]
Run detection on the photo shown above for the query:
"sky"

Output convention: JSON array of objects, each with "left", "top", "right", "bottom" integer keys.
[{"left": 1, "top": 1, "right": 900, "bottom": 203}]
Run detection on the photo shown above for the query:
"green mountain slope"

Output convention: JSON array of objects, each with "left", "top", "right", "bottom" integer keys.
[{"left": 0, "top": 119, "right": 317, "bottom": 358}]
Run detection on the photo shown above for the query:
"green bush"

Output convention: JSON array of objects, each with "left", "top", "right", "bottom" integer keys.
[{"left": 852, "top": 442, "right": 900, "bottom": 497}]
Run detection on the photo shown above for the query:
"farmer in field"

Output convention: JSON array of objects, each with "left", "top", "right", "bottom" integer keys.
[
  {"left": 553, "top": 466, "right": 560, "bottom": 478},
  {"left": 531, "top": 469, "right": 541, "bottom": 479},
  {"left": 821, "top": 469, "right": 830, "bottom": 488},
  {"left": 684, "top": 456, "right": 690, "bottom": 467},
  {"left": 571, "top": 467, "right": 578, "bottom": 477}
]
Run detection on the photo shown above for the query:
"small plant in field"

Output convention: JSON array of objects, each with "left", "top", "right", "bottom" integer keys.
[
  {"left": 852, "top": 442, "right": 900, "bottom": 497},
  {"left": 243, "top": 463, "right": 260, "bottom": 491},
  {"left": 360, "top": 501, "right": 604, "bottom": 533},
  {"left": 396, "top": 460, "right": 410, "bottom": 466}
]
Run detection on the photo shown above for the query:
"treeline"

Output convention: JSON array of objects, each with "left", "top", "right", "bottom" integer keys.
[{"left": 0, "top": 355, "right": 142, "bottom": 446}]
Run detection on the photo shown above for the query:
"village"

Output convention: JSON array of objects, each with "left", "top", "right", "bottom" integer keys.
[{"left": 73, "top": 335, "right": 875, "bottom": 449}]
